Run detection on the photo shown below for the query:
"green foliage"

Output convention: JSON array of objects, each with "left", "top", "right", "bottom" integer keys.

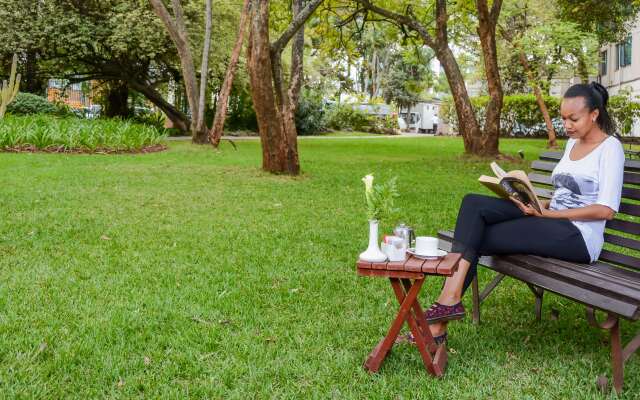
[
  {"left": 608, "top": 92, "right": 640, "bottom": 136},
  {"left": 0, "top": 115, "right": 166, "bottom": 151},
  {"left": 324, "top": 103, "right": 374, "bottom": 132},
  {"left": 362, "top": 174, "right": 399, "bottom": 221},
  {"left": 442, "top": 92, "right": 640, "bottom": 137},
  {"left": 224, "top": 84, "right": 258, "bottom": 132},
  {"left": 6, "top": 92, "right": 58, "bottom": 115},
  {"left": 294, "top": 90, "right": 327, "bottom": 136},
  {"left": 381, "top": 48, "right": 434, "bottom": 109}
]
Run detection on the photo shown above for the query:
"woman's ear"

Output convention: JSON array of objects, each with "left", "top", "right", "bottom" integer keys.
[{"left": 590, "top": 108, "right": 600, "bottom": 123}]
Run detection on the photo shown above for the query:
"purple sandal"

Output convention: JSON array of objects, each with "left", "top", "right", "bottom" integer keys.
[{"left": 425, "top": 302, "right": 466, "bottom": 323}]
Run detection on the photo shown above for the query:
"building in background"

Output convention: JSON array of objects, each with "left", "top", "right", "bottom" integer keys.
[
  {"left": 47, "top": 79, "right": 94, "bottom": 109},
  {"left": 599, "top": 17, "right": 640, "bottom": 136}
]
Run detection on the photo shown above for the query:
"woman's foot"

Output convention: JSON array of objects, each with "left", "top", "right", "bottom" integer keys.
[{"left": 425, "top": 301, "right": 466, "bottom": 323}]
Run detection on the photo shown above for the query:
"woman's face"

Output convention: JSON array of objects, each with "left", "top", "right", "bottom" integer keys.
[{"left": 560, "top": 97, "right": 599, "bottom": 139}]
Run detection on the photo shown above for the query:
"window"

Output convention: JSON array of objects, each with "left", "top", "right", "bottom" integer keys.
[
  {"left": 616, "top": 35, "right": 632, "bottom": 69},
  {"left": 600, "top": 50, "right": 608, "bottom": 75}
]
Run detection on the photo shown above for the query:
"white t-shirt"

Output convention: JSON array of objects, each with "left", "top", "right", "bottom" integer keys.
[{"left": 549, "top": 136, "right": 625, "bottom": 262}]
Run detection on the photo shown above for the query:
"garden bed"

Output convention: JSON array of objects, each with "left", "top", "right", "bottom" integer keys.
[{"left": 0, "top": 115, "right": 167, "bottom": 154}]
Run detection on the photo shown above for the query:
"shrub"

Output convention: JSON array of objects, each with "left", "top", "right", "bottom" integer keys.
[
  {"left": 441, "top": 93, "right": 640, "bottom": 137},
  {"left": 7, "top": 92, "right": 58, "bottom": 115},
  {"left": 295, "top": 90, "right": 327, "bottom": 135},
  {"left": 323, "top": 103, "right": 375, "bottom": 132},
  {"left": 0, "top": 114, "right": 166, "bottom": 152}
]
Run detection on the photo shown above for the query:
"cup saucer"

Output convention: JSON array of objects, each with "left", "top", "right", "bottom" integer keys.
[{"left": 407, "top": 248, "right": 447, "bottom": 260}]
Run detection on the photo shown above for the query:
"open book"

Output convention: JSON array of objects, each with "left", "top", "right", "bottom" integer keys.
[{"left": 478, "top": 162, "right": 544, "bottom": 214}]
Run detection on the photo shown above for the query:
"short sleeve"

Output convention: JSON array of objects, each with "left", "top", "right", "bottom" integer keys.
[{"left": 596, "top": 138, "right": 625, "bottom": 212}]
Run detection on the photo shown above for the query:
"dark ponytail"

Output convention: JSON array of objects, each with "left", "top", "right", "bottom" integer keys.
[{"left": 564, "top": 81, "right": 616, "bottom": 136}]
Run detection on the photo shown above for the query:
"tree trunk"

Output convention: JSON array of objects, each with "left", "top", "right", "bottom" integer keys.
[
  {"left": 247, "top": 0, "right": 295, "bottom": 174},
  {"left": 149, "top": 0, "right": 202, "bottom": 142},
  {"left": 128, "top": 80, "right": 190, "bottom": 132},
  {"left": 517, "top": 51, "right": 557, "bottom": 148},
  {"left": 436, "top": 46, "right": 484, "bottom": 153},
  {"left": 476, "top": 0, "right": 502, "bottom": 157},
  {"left": 246, "top": 0, "right": 322, "bottom": 174},
  {"left": 23, "top": 50, "right": 46, "bottom": 95},
  {"left": 196, "top": 0, "right": 212, "bottom": 135},
  {"left": 210, "top": 0, "right": 251, "bottom": 147},
  {"left": 358, "top": 0, "right": 498, "bottom": 157},
  {"left": 576, "top": 53, "right": 589, "bottom": 84},
  {"left": 103, "top": 81, "right": 131, "bottom": 118}
]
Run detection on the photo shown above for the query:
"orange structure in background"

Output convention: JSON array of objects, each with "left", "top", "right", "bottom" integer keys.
[{"left": 46, "top": 80, "right": 95, "bottom": 109}]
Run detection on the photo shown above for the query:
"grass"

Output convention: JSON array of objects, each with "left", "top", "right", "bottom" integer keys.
[
  {"left": 0, "top": 136, "right": 637, "bottom": 398},
  {"left": 0, "top": 115, "right": 166, "bottom": 152}
]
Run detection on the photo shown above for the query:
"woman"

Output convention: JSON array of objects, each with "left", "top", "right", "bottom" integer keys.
[{"left": 426, "top": 82, "right": 625, "bottom": 343}]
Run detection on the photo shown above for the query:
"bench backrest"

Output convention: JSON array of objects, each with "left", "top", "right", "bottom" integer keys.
[{"left": 528, "top": 151, "right": 640, "bottom": 272}]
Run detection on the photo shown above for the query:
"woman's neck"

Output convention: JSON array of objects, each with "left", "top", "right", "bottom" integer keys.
[{"left": 579, "top": 127, "right": 608, "bottom": 145}]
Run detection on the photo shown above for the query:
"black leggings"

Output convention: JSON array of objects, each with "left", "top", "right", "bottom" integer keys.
[{"left": 452, "top": 194, "right": 591, "bottom": 294}]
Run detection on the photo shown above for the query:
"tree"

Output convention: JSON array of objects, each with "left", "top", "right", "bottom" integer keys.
[
  {"left": 210, "top": 0, "right": 251, "bottom": 147},
  {"left": 149, "top": 0, "right": 212, "bottom": 143},
  {"left": 356, "top": 0, "right": 504, "bottom": 157},
  {"left": 246, "top": 0, "right": 323, "bottom": 174},
  {"left": 380, "top": 48, "right": 433, "bottom": 109}
]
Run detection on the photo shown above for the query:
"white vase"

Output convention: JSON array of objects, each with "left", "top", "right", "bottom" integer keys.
[{"left": 359, "top": 220, "right": 388, "bottom": 262}]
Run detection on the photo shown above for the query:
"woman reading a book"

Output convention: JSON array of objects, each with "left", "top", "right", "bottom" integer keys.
[{"left": 425, "top": 82, "right": 625, "bottom": 344}]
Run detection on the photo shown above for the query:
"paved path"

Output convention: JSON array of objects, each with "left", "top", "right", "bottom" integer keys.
[{"left": 167, "top": 133, "right": 437, "bottom": 141}]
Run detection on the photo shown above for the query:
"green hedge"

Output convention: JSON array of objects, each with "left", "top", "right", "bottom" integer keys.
[
  {"left": 6, "top": 92, "right": 71, "bottom": 116},
  {"left": 441, "top": 93, "right": 640, "bottom": 136}
]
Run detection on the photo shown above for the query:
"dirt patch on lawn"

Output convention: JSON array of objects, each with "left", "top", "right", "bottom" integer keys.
[{"left": 0, "top": 144, "right": 168, "bottom": 155}]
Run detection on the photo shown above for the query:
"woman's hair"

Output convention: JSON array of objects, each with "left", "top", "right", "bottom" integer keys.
[{"left": 563, "top": 82, "right": 615, "bottom": 136}]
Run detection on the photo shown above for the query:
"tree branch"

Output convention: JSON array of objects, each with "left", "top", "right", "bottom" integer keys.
[
  {"left": 357, "top": 0, "right": 435, "bottom": 48},
  {"left": 270, "top": 0, "right": 324, "bottom": 56}
]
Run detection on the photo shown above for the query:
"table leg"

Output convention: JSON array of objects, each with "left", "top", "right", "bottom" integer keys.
[
  {"left": 401, "top": 278, "right": 437, "bottom": 354},
  {"left": 364, "top": 277, "right": 424, "bottom": 373}
]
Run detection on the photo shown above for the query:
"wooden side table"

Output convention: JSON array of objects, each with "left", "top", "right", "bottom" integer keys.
[{"left": 356, "top": 252, "right": 462, "bottom": 377}]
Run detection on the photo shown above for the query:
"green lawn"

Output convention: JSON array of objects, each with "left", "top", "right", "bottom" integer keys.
[{"left": 1, "top": 136, "right": 637, "bottom": 398}]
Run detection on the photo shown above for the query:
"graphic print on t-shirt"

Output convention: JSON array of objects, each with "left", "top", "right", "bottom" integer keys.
[{"left": 550, "top": 172, "right": 598, "bottom": 210}]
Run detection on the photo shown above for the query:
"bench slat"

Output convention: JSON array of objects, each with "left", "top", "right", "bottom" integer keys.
[
  {"left": 598, "top": 250, "right": 640, "bottom": 271},
  {"left": 604, "top": 232, "right": 640, "bottom": 251},
  {"left": 606, "top": 219, "right": 640, "bottom": 236},
  {"left": 540, "top": 151, "right": 640, "bottom": 172},
  {"left": 531, "top": 161, "right": 640, "bottom": 185},
  {"left": 528, "top": 172, "right": 552, "bottom": 186},
  {"left": 491, "top": 256, "right": 639, "bottom": 319},
  {"left": 516, "top": 255, "right": 640, "bottom": 301}
]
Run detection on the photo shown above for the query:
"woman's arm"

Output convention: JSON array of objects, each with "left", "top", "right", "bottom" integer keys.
[{"left": 511, "top": 198, "right": 616, "bottom": 220}]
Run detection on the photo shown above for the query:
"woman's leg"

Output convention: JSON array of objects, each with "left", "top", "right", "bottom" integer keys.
[
  {"left": 436, "top": 194, "right": 525, "bottom": 305},
  {"left": 429, "top": 215, "right": 590, "bottom": 336}
]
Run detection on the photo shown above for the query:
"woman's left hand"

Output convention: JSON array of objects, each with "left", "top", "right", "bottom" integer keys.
[{"left": 510, "top": 196, "right": 544, "bottom": 217}]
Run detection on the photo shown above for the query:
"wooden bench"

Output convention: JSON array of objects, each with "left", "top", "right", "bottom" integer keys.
[{"left": 438, "top": 151, "right": 640, "bottom": 394}]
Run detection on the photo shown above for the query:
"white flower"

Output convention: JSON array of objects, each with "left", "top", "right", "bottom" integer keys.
[{"left": 362, "top": 174, "right": 374, "bottom": 193}]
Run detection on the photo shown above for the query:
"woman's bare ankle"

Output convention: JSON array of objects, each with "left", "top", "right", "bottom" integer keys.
[{"left": 436, "top": 295, "right": 461, "bottom": 306}]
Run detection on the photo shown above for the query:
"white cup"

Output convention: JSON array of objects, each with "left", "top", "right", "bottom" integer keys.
[{"left": 415, "top": 236, "right": 439, "bottom": 256}]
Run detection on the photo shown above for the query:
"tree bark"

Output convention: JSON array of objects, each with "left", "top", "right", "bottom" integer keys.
[
  {"left": 247, "top": 0, "right": 291, "bottom": 173},
  {"left": 210, "top": 0, "right": 251, "bottom": 147},
  {"left": 128, "top": 79, "right": 190, "bottom": 132},
  {"left": 476, "top": 0, "right": 502, "bottom": 156},
  {"left": 246, "top": 0, "right": 322, "bottom": 174},
  {"left": 196, "top": 0, "right": 213, "bottom": 135},
  {"left": 149, "top": 0, "right": 205, "bottom": 143}
]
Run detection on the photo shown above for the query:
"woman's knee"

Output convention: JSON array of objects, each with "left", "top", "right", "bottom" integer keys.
[{"left": 460, "top": 193, "right": 494, "bottom": 209}]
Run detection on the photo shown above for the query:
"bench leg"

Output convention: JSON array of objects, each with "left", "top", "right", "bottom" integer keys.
[
  {"left": 471, "top": 275, "right": 480, "bottom": 324},
  {"left": 586, "top": 308, "right": 624, "bottom": 394},
  {"left": 526, "top": 284, "right": 544, "bottom": 322}
]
